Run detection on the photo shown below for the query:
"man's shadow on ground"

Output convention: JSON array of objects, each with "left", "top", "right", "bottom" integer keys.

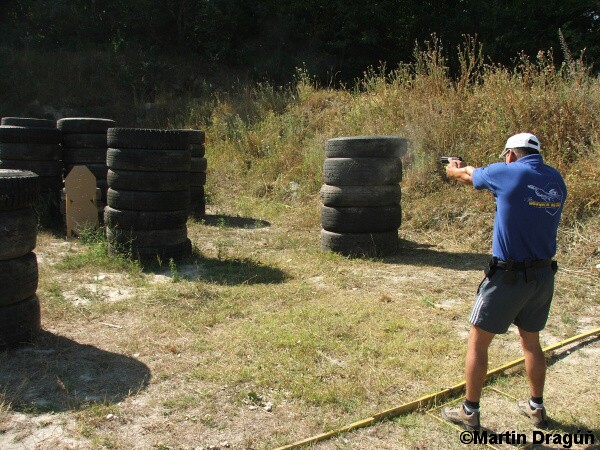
[
  {"left": 0, "top": 331, "right": 151, "bottom": 413},
  {"left": 480, "top": 336, "right": 600, "bottom": 446},
  {"left": 542, "top": 336, "right": 600, "bottom": 442}
]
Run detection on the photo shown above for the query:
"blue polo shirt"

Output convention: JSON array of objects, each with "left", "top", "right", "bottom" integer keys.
[{"left": 472, "top": 154, "right": 567, "bottom": 262}]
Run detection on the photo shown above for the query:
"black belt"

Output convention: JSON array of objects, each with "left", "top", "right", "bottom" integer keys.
[
  {"left": 485, "top": 258, "right": 557, "bottom": 284},
  {"left": 495, "top": 259, "right": 555, "bottom": 271}
]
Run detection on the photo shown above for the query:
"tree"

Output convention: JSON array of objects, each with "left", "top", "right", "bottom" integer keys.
[{"left": 1, "top": 0, "right": 598, "bottom": 81}]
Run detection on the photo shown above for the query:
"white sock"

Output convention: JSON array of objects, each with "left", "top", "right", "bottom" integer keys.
[
  {"left": 463, "top": 404, "right": 479, "bottom": 414},
  {"left": 529, "top": 400, "right": 544, "bottom": 409}
]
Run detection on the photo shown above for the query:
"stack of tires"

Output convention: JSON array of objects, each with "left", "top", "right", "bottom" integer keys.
[
  {"left": 320, "top": 136, "right": 405, "bottom": 257},
  {"left": 0, "top": 118, "right": 63, "bottom": 194},
  {"left": 105, "top": 128, "right": 192, "bottom": 261},
  {"left": 186, "top": 129, "right": 207, "bottom": 216},
  {"left": 0, "top": 170, "right": 41, "bottom": 348},
  {"left": 57, "top": 117, "right": 115, "bottom": 190},
  {"left": 57, "top": 117, "right": 115, "bottom": 223}
]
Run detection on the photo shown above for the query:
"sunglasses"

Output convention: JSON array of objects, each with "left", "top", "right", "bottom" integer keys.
[{"left": 500, "top": 148, "right": 511, "bottom": 159}]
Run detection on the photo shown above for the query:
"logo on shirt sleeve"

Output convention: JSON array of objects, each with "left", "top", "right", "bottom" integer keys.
[{"left": 527, "top": 183, "right": 564, "bottom": 216}]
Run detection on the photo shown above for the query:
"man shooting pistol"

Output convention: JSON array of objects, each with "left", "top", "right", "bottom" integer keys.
[{"left": 439, "top": 133, "right": 567, "bottom": 431}]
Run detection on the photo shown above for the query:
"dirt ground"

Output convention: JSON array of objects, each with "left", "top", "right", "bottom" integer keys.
[{"left": 0, "top": 210, "right": 598, "bottom": 450}]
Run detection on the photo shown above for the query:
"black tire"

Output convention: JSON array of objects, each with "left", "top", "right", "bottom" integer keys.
[
  {"left": 106, "top": 148, "right": 190, "bottom": 172},
  {"left": 0, "top": 126, "right": 62, "bottom": 144},
  {"left": 0, "top": 207, "right": 37, "bottom": 260},
  {"left": 320, "top": 184, "right": 400, "bottom": 207},
  {"left": 325, "top": 136, "right": 407, "bottom": 158},
  {"left": 107, "top": 128, "right": 190, "bottom": 150},
  {"left": 36, "top": 191, "right": 61, "bottom": 220},
  {"left": 188, "top": 195, "right": 206, "bottom": 211},
  {"left": 190, "top": 143, "right": 206, "bottom": 157},
  {"left": 98, "top": 201, "right": 106, "bottom": 225},
  {"left": 62, "top": 147, "right": 107, "bottom": 164},
  {"left": 1, "top": 117, "right": 55, "bottom": 128},
  {"left": 321, "top": 205, "right": 401, "bottom": 233},
  {"left": 0, "top": 170, "right": 40, "bottom": 210},
  {"left": 37, "top": 176, "right": 63, "bottom": 192},
  {"left": 107, "top": 188, "right": 190, "bottom": 211},
  {"left": 57, "top": 118, "right": 116, "bottom": 134},
  {"left": 107, "top": 169, "right": 189, "bottom": 191},
  {"left": 323, "top": 158, "right": 402, "bottom": 186},
  {"left": 0, "top": 253, "right": 38, "bottom": 307},
  {"left": 64, "top": 163, "right": 106, "bottom": 180},
  {"left": 189, "top": 199, "right": 206, "bottom": 217},
  {"left": 178, "top": 129, "right": 205, "bottom": 144},
  {"left": 190, "top": 186, "right": 204, "bottom": 201},
  {"left": 108, "top": 238, "right": 192, "bottom": 261},
  {"left": 97, "top": 179, "right": 108, "bottom": 199},
  {"left": 190, "top": 157, "right": 207, "bottom": 173},
  {"left": 0, "top": 159, "right": 62, "bottom": 177},
  {"left": 190, "top": 172, "right": 207, "bottom": 187},
  {"left": 0, "top": 295, "right": 41, "bottom": 348},
  {"left": 320, "top": 229, "right": 398, "bottom": 257},
  {"left": 104, "top": 206, "right": 188, "bottom": 230},
  {"left": 0, "top": 143, "right": 62, "bottom": 161},
  {"left": 62, "top": 133, "right": 107, "bottom": 149},
  {"left": 106, "top": 226, "right": 188, "bottom": 247},
  {"left": 188, "top": 186, "right": 206, "bottom": 217}
]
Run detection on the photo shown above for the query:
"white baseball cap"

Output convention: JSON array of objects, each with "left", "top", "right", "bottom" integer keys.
[{"left": 501, "top": 133, "right": 540, "bottom": 157}]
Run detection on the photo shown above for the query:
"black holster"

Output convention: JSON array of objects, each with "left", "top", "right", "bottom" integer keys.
[
  {"left": 484, "top": 258, "right": 497, "bottom": 279},
  {"left": 523, "top": 258, "right": 536, "bottom": 283}
]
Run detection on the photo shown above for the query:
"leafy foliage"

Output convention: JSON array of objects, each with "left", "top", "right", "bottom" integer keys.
[{"left": 1, "top": 0, "right": 598, "bottom": 82}]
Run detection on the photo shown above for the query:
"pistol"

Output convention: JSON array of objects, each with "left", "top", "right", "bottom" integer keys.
[{"left": 440, "top": 156, "right": 463, "bottom": 164}]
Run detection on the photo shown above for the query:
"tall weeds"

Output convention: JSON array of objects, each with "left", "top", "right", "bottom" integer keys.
[
  {"left": 197, "top": 37, "right": 599, "bottom": 235},
  {"left": 2, "top": 38, "right": 597, "bottom": 241}
]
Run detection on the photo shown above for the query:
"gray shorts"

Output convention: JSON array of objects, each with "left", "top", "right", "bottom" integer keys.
[{"left": 470, "top": 267, "right": 555, "bottom": 334}]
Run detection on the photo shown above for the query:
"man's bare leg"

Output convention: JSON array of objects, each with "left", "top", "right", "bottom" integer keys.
[
  {"left": 465, "top": 325, "right": 496, "bottom": 403},
  {"left": 518, "top": 328, "right": 546, "bottom": 398}
]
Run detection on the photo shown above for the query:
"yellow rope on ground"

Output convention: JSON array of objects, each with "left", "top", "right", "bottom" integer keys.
[{"left": 275, "top": 327, "right": 600, "bottom": 450}]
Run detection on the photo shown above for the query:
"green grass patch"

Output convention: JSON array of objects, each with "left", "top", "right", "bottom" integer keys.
[{"left": 54, "top": 228, "right": 142, "bottom": 275}]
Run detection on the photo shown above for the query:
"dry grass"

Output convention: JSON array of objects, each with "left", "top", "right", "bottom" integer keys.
[
  {"left": 1, "top": 39, "right": 599, "bottom": 448},
  {"left": 0, "top": 198, "right": 597, "bottom": 448}
]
